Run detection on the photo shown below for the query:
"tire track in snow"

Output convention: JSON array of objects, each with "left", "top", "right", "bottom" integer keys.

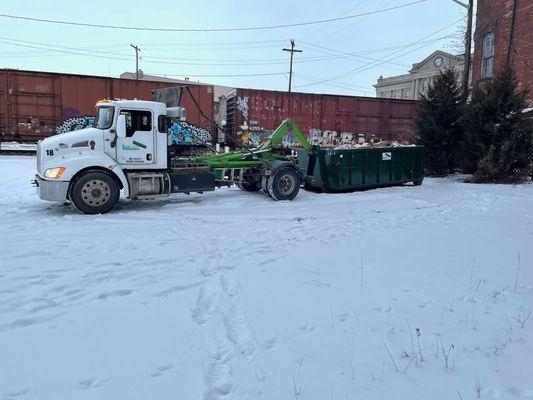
[{"left": 191, "top": 244, "right": 261, "bottom": 400}]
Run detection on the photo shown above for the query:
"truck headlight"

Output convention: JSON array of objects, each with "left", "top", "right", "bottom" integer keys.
[{"left": 44, "top": 167, "right": 65, "bottom": 179}]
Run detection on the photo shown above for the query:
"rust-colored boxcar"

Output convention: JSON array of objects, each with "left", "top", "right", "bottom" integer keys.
[
  {"left": 0, "top": 69, "right": 214, "bottom": 142},
  {"left": 225, "top": 88, "right": 418, "bottom": 143}
]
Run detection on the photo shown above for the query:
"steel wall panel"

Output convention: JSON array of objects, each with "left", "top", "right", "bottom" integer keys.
[
  {"left": 0, "top": 69, "right": 214, "bottom": 142},
  {"left": 231, "top": 88, "right": 418, "bottom": 142}
]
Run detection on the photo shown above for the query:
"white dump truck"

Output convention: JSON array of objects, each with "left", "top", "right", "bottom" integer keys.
[{"left": 33, "top": 99, "right": 307, "bottom": 214}]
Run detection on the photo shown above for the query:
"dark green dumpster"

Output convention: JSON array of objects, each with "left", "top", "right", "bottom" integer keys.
[{"left": 298, "top": 146, "right": 425, "bottom": 192}]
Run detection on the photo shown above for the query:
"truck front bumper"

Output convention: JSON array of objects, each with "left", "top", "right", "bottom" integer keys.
[{"left": 33, "top": 174, "right": 70, "bottom": 202}]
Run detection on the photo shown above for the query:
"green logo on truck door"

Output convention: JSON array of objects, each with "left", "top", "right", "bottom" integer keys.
[
  {"left": 122, "top": 141, "right": 147, "bottom": 151},
  {"left": 132, "top": 140, "right": 147, "bottom": 149}
]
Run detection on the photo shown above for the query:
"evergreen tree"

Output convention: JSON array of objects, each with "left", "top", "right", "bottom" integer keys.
[
  {"left": 415, "top": 68, "right": 464, "bottom": 176},
  {"left": 464, "top": 63, "right": 533, "bottom": 182}
]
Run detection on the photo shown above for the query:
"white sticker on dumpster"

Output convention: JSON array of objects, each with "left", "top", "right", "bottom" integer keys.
[{"left": 382, "top": 152, "right": 392, "bottom": 161}]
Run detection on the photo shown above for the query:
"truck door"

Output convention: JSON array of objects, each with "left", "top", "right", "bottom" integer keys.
[{"left": 116, "top": 109, "right": 155, "bottom": 165}]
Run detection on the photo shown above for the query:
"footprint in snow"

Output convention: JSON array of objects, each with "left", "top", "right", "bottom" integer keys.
[
  {"left": 303, "top": 279, "right": 330, "bottom": 288},
  {"left": 191, "top": 286, "right": 216, "bottom": 325},
  {"left": 153, "top": 280, "right": 204, "bottom": 297},
  {"left": 418, "top": 300, "right": 437, "bottom": 308},
  {"left": 150, "top": 364, "right": 174, "bottom": 378},
  {"left": 223, "top": 306, "right": 255, "bottom": 356},
  {"left": 97, "top": 289, "right": 132, "bottom": 300},
  {"left": 373, "top": 306, "right": 394, "bottom": 313},
  {"left": 338, "top": 313, "right": 350, "bottom": 322},
  {"left": 263, "top": 337, "right": 280, "bottom": 350},
  {"left": 4, "top": 388, "right": 30, "bottom": 398},
  {"left": 78, "top": 377, "right": 110, "bottom": 390},
  {"left": 204, "top": 348, "right": 233, "bottom": 398},
  {"left": 506, "top": 387, "right": 533, "bottom": 398},
  {"left": 299, "top": 324, "right": 316, "bottom": 332},
  {"left": 219, "top": 274, "right": 240, "bottom": 297}
]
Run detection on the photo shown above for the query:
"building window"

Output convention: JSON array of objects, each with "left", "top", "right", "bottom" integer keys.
[
  {"left": 421, "top": 79, "right": 429, "bottom": 94},
  {"left": 402, "top": 88, "right": 412, "bottom": 99},
  {"left": 481, "top": 32, "right": 495, "bottom": 79},
  {"left": 391, "top": 90, "right": 400, "bottom": 99}
]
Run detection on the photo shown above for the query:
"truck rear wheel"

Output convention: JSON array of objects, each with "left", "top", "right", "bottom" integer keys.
[
  {"left": 70, "top": 171, "right": 119, "bottom": 214},
  {"left": 267, "top": 166, "right": 300, "bottom": 201},
  {"left": 261, "top": 176, "right": 270, "bottom": 196},
  {"left": 237, "top": 180, "right": 261, "bottom": 191}
]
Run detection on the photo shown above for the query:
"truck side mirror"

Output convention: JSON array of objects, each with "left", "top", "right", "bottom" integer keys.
[{"left": 116, "top": 114, "right": 126, "bottom": 138}]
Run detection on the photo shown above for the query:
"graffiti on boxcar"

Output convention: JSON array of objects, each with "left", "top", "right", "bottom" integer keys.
[
  {"left": 236, "top": 125, "right": 376, "bottom": 148},
  {"left": 237, "top": 121, "right": 300, "bottom": 147},
  {"left": 235, "top": 98, "right": 302, "bottom": 147},
  {"left": 55, "top": 116, "right": 95, "bottom": 134},
  {"left": 54, "top": 115, "right": 212, "bottom": 145},
  {"left": 236, "top": 96, "right": 249, "bottom": 121},
  {"left": 168, "top": 119, "right": 212, "bottom": 145},
  {"left": 238, "top": 119, "right": 270, "bottom": 146}
]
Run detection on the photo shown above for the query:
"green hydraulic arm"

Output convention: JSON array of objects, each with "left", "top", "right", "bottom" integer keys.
[
  {"left": 256, "top": 118, "right": 314, "bottom": 153},
  {"left": 196, "top": 118, "right": 314, "bottom": 170}
]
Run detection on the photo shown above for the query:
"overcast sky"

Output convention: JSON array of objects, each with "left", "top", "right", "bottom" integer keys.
[{"left": 0, "top": 0, "right": 469, "bottom": 96}]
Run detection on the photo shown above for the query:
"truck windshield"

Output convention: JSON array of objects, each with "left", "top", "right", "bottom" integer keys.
[{"left": 93, "top": 106, "right": 114, "bottom": 130}]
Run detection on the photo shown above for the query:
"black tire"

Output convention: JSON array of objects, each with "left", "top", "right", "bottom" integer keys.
[
  {"left": 267, "top": 166, "right": 300, "bottom": 201},
  {"left": 70, "top": 171, "right": 120, "bottom": 214},
  {"left": 261, "top": 175, "right": 270, "bottom": 196},
  {"left": 413, "top": 179, "right": 423, "bottom": 186},
  {"left": 238, "top": 180, "right": 261, "bottom": 191}
]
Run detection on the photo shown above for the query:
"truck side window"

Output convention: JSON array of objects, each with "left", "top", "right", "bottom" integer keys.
[
  {"left": 119, "top": 110, "right": 152, "bottom": 137},
  {"left": 158, "top": 115, "right": 167, "bottom": 133}
]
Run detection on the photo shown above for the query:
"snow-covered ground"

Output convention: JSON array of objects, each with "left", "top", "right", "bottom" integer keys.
[{"left": 1, "top": 155, "right": 533, "bottom": 400}]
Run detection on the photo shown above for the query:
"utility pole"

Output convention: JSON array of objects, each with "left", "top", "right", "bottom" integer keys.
[
  {"left": 452, "top": 0, "right": 473, "bottom": 100},
  {"left": 130, "top": 43, "right": 141, "bottom": 80},
  {"left": 282, "top": 39, "right": 302, "bottom": 93}
]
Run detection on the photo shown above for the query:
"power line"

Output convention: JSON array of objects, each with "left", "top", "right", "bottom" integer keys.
[
  {"left": 300, "top": 40, "right": 422, "bottom": 68},
  {"left": 294, "top": 72, "right": 374, "bottom": 91},
  {"left": 313, "top": 0, "right": 401, "bottom": 44},
  {"left": 138, "top": 39, "right": 286, "bottom": 47},
  {"left": 0, "top": 1, "right": 427, "bottom": 32},
  {"left": 300, "top": 0, "right": 370, "bottom": 41},
  {"left": 0, "top": 40, "right": 289, "bottom": 78},
  {"left": 137, "top": 72, "right": 289, "bottom": 78},
  {"left": 294, "top": 18, "right": 463, "bottom": 89},
  {"left": 0, "top": 36, "right": 411, "bottom": 67},
  {"left": 0, "top": 40, "right": 133, "bottom": 62}
]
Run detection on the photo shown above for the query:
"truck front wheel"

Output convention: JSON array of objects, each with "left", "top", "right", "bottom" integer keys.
[{"left": 70, "top": 171, "right": 119, "bottom": 214}]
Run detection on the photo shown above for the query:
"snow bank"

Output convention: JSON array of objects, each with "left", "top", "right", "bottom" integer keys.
[
  {"left": 1, "top": 156, "right": 532, "bottom": 400},
  {"left": 0, "top": 142, "right": 37, "bottom": 152}
]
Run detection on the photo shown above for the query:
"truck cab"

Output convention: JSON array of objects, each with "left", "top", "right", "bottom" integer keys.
[{"left": 35, "top": 99, "right": 211, "bottom": 214}]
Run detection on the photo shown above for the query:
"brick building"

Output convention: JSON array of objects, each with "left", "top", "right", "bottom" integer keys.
[{"left": 472, "top": 0, "right": 533, "bottom": 105}]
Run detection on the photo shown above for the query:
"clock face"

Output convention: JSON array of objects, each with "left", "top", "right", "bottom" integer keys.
[{"left": 434, "top": 56, "right": 444, "bottom": 67}]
